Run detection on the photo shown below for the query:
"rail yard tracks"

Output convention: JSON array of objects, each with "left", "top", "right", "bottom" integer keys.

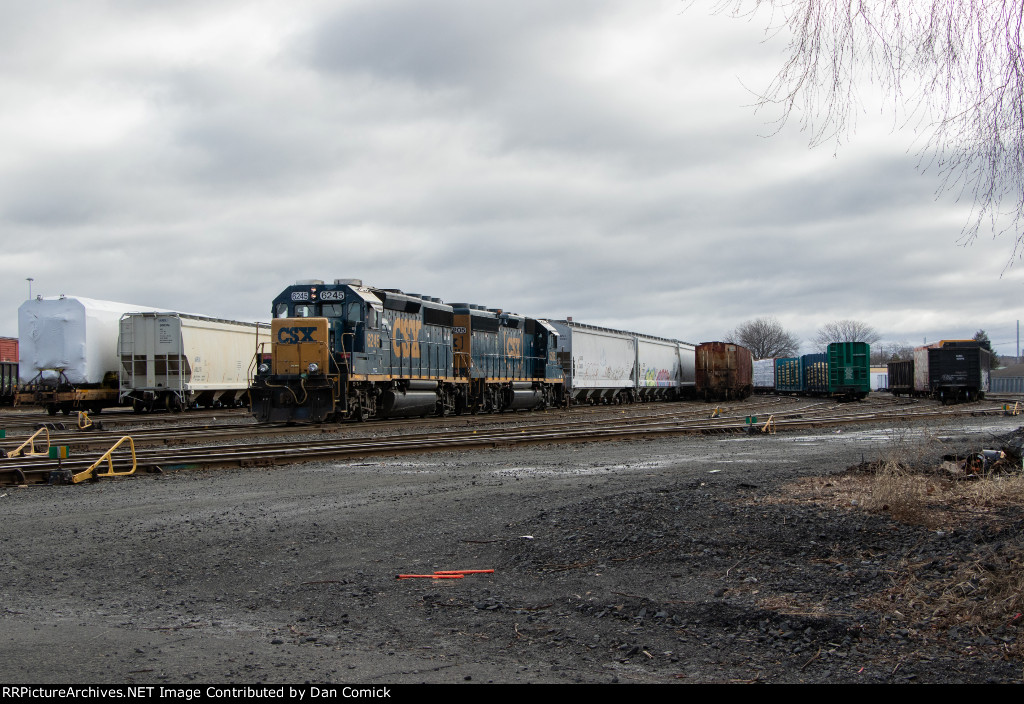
[{"left": 0, "top": 395, "right": 1013, "bottom": 487}]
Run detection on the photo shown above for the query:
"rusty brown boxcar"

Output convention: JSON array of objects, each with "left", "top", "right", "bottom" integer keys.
[
  {"left": 695, "top": 342, "right": 753, "bottom": 401},
  {"left": 0, "top": 336, "right": 17, "bottom": 364}
]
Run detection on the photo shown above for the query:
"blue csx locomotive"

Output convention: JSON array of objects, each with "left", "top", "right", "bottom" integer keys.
[{"left": 250, "top": 279, "right": 565, "bottom": 422}]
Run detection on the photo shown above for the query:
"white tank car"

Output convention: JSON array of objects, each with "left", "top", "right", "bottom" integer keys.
[{"left": 118, "top": 312, "right": 271, "bottom": 411}]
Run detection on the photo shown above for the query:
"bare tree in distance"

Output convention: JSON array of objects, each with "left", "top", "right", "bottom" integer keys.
[
  {"left": 709, "top": 0, "right": 1024, "bottom": 265},
  {"left": 871, "top": 341, "right": 915, "bottom": 365},
  {"left": 724, "top": 316, "right": 800, "bottom": 358},
  {"left": 813, "top": 319, "right": 881, "bottom": 351}
]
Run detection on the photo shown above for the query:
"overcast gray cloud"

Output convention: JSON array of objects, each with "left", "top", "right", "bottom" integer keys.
[{"left": 0, "top": 0, "right": 1021, "bottom": 361}]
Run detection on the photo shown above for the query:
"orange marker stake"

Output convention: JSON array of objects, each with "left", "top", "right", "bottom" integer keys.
[
  {"left": 396, "top": 574, "right": 464, "bottom": 580},
  {"left": 434, "top": 570, "right": 495, "bottom": 575}
]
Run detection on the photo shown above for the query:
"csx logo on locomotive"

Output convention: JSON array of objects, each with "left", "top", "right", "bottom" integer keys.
[
  {"left": 392, "top": 319, "right": 422, "bottom": 358},
  {"left": 277, "top": 326, "right": 319, "bottom": 344},
  {"left": 503, "top": 335, "right": 522, "bottom": 358}
]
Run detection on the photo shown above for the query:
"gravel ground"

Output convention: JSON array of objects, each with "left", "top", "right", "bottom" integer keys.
[{"left": 0, "top": 412, "right": 1021, "bottom": 684}]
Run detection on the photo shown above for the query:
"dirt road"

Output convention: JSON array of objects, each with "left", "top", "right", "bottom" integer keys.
[{"left": 1, "top": 412, "right": 1021, "bottom": 683}]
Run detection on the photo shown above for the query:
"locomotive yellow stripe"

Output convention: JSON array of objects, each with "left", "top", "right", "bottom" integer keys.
[{"left": 347, "top": 374, "right": 463, "bottom": 383}]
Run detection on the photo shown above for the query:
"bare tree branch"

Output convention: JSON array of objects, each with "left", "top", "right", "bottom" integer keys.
[
  {"left": 711, "top": 0, "right": 1024, "bottom": 266},
  {"left": 813, "top": 318, "right": 881, "bottom": 350},
  {"left": 724, "top": 316, "right": 801, "bottom": 357},
  {"left": 871, "top": 341, "right": 915, "bottom": 364}
]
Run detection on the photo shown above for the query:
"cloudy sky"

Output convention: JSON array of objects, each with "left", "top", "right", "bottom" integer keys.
[{"left": 2, "top": 0, "right": 1022, "bottom": 358}]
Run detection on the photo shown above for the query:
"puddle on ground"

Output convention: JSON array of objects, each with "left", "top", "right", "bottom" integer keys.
[{"left": 493, "top": 458, "right": 674, "bottom": 478}]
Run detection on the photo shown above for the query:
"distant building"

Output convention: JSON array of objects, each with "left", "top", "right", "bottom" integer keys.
[
  {"left": 992, "top": 363, "right": 1024, "bottom": 394},
  {"left": 996, "top": 355, "right": 1021, "bottom": 369},
  {"left": 870, "top": 366, "right": 888, "bottom": 392}
]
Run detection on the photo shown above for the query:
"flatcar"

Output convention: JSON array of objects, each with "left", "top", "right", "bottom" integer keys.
[
  {"left": 249, "top": 280, "right": 564, "bottom": 423},
  {"left": 694, "top": 342, "right": 753, "bottom": 400},
  {"left": 827, "top": 342, "right": 870, "bottom": 400},
  {"left": 770, "top": 343, "right": 869, "bottom": 400},
  {"left": 775, "top": 354, "right": 827, "bottom": 395}
]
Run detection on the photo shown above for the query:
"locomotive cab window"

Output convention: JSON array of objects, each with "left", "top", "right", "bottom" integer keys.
[
  {"left": 294, "top": 304, "right": 316, "bottom": 318},
  {"left": 275, "top": 303, "right": 289, "bottom": 318},
  {"left": 346, "top": 303, "right": 362, "bottom": 324},
  {"left": 322, "top": 304, "right": 344, "bottom": 318}
]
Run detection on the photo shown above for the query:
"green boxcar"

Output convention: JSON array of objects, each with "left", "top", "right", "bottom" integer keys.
[{"left": 827, "top": 342, "right": 870, "bottom": 400}]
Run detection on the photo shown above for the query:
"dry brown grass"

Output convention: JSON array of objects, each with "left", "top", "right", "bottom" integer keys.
[
  {"left": 770, "top": 455, "right": 1024, "bottom": 532},
  {"left": 767, "top": 435, "right": 1024, "bottom": 660},
  {"left": 870, "top": 545, "right": 1024, "bottom": 659},
  {"left": 756, "top": 594, "right": 851, "bottom": 619}
]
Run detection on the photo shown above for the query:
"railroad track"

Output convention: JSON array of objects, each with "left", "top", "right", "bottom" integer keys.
[
  {"left": 0, "top": 395, "right": 813, "bottom": 455},
  {"left": 0, "top": 406, "right": 251, "bottom": 433},
  {"left": 0, "top": 396, "right": 1010, "bottom": 487}
]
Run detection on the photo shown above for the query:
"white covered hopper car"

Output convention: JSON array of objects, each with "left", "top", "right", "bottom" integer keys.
[
  {"left": 549, "top": 320, "right": 695, "bottom": 404},
  {"left": 119, "top": 313, "right": 270, "bottom": 412}
]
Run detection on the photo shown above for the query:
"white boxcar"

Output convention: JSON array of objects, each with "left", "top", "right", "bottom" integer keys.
[
  {"left": 18, "top": 296, "right": 164, "bottom": 386},
  {"left": 753, "top": 359, "right": 776, "bottom": 392},
  {"left": 119, "top": 312, "right": 270, "bottom": 411},
  {"left": 549, "top": 320, "right": 694, "bottom": 403}
]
